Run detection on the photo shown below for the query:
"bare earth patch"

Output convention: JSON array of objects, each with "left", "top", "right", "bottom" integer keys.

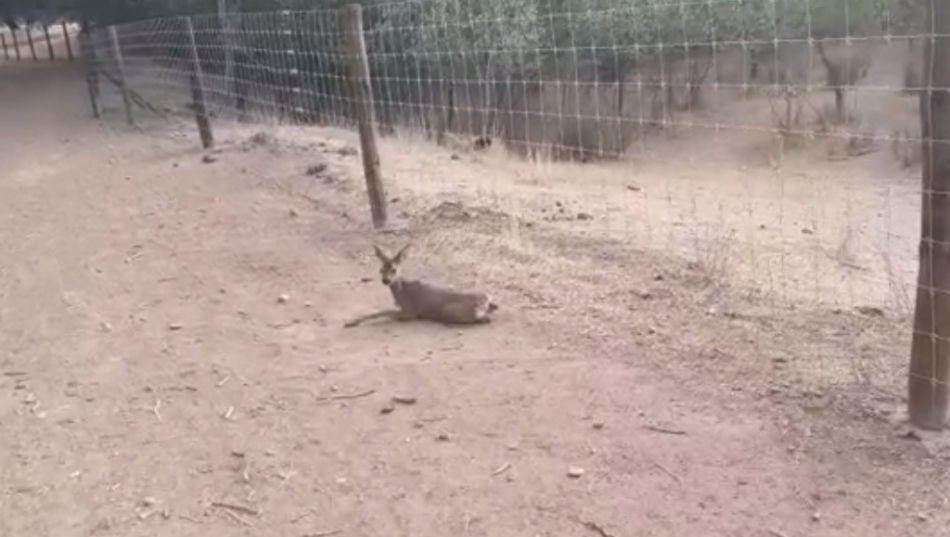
[{"left": 0, "top": 60, "right": 948, "bottom": 537}]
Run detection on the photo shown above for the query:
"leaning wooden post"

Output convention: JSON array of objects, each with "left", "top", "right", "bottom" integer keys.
[
  {"left": 62, "top": 21, "right": 74, "bottom": 61},
  {"left": 107, "top": 25, "right": 134, "bottom": 125},
  {"left": 11, "top": 28, "right": 21, "bottom": 60},
  {"left": 341, "top": 3, "right": 387, "bottom": 229},
  {"left": 182, "top": 16, "right": 214, "bottom": 149},
  {"left": 43, "top": 24, "right": 54, "bottom": 61},
  {"left": 1, "top": 34, "right": 9, "bottom": 60},
  {"left": 25, "top": 26, "right": 37, "bottom": 61},
  {"left": 80, "top": 31, "right": 101, "bottom": 118}
]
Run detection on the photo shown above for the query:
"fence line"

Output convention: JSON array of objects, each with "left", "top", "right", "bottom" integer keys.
[
  {"left": 77, "top": 0, "right": 950, "bottom": 421},
  {"left": 0, "top": 22, "right": 76, "bottom": 63}
]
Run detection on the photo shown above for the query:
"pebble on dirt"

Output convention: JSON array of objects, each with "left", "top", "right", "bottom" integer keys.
[{"left": 567, "top": 466, "right": 585, "bottom": 478}]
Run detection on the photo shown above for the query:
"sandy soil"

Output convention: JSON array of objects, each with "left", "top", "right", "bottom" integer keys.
[{"left": 1, "top": 50, "right": 948, "bottom": 537}]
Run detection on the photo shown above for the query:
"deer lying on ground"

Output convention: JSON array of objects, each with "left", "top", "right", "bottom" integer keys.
[{"left": 343, "top": 244, "right": 498, "bottom": 328}]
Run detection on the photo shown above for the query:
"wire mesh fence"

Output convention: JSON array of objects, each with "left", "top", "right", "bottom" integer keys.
[{"left": 78, "top": 0, "right": 948, "bottom": 413}]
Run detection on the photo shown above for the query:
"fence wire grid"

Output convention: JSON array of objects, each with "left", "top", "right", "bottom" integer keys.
[{"left": 73, "top": 0, "right": 950, "bottom": 408}]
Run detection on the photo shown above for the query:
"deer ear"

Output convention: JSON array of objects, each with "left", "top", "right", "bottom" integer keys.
[
  {"left": 373, "top": 245, "right": 389, "bottom": 263},
  {"left": 393, "top": 243, "right": 411, "bottom": 263}
]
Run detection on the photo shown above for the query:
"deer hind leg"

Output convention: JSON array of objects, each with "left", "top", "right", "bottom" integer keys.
[{"left": 343, "top": 309, "right": 415, "bottom": 328}]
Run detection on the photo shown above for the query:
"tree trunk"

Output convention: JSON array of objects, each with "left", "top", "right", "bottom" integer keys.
[{"left": 908, "top": 0, "right": 950, "bottom": 430}]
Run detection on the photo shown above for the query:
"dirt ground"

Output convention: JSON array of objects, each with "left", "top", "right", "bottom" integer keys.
[{"left": 1, "top": 53, "right": 949, "bottom": 537}]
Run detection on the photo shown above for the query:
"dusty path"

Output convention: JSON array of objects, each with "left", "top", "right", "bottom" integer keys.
[{"left": 0, "top": 60, "right": 946, "bottom": 537}]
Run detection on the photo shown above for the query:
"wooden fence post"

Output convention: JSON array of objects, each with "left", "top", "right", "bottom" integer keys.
[
  {"left": 26, "top": 26, "right": 37, "bottom": 61},
  {"left": 908, "top": 0, "right": 950, "bottom": 429},
  {"left": 340, "top": 3, "right": 387, "bottom": 229},
  {"left": 11, "top": 29, "right": 21, "bottom": 60},
  {"left": 43, "top": 25, "right": 54, "bottom": 61},
  {"left": 182, "top": 16, "right": 214, "bottom": 149},
  {"left": 107, "top": 25, "right": 134, "bottom": 125},
  {"left": 62, "top": 22, "right": 74, "bottom": 61},
  {"left": 81, "top": 31, "right": 101, "bottom": 118},
  {"left": 1, "top": 34, "right": 8, "bottom": 60}
]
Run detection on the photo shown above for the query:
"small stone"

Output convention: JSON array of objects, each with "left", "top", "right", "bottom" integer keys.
[
  {"left": 277, "top": 294, "right": 290, "bottom": 304},
  {"left": 141, "top": 497, "right": 157, "bottom": 507},
  {"left": 168, "top": 323, "right": 183, "bottom": 331},
  {"left": 380, "top": 404, "right": 395, "bottom": 414},
  {"left": 436, "top": 432, "right": 450, "bottom": 442},
  {"left": 202, "top": 154, "right": 218, "bottom": 164},
  {"left": 592, "top": 422, "right": 605, "bottom": 430},
  {"left": 576, "top": 212, "right": 593, "bottom": 221},
  {"left": 289, "top": 208, "right": 299, "bottom": 218},
  {"left": 567, "top": 467, "right": 585, "bottom": 478}
]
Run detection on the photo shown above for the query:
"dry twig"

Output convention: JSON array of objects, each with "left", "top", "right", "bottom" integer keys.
[
  {"left": 221, "top": 508, "right": 253, "bottom": 527},
  {"left": 651, "top": 460, "right": 682, "bottom": 483},
  {"left": 212, "top": 501, "right": 260, "bottom": 517},
  {"left": 316, "top": 389, "right": 376, "bottom": 401},
  {"left": 491, "top": 462, "right": 512, "bottom": 476},
  {"left": 581, "top": 520, "right": 616, "bottom": 537},
  {"left": 152, "top": 399, "right": 163, "bottom": 422},
  {"left": 643, "top": 425, "right": 686, "bottom": 436}
]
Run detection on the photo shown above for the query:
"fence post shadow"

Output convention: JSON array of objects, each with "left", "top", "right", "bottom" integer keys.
[{"left": 80, "top": 30, "right": 101, "bottom": 118}]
